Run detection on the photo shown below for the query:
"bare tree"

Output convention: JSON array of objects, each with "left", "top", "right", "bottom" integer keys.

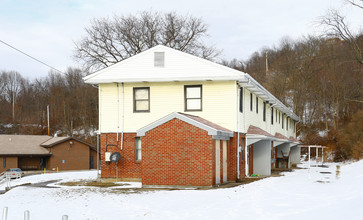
[
  {"left": 74, "top": 11, "right": 220, "bottom": 72},
  {"left": 346, "top": 0, "right": 363, "bottom": 9},
  {"left": 318, "top": 2, "right": 363, "bottom": 65}
]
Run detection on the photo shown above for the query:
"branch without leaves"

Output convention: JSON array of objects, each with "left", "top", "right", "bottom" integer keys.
[{"left": 74, "top": 11, "right": 221, "bottom": 73}]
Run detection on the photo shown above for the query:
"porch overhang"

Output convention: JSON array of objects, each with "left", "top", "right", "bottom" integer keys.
[
  {"left": 246, "top": 134, "right": 276, "bottom": 146},
  {"left": 273, "top": 138, "right": 290, "bottom": 147}
]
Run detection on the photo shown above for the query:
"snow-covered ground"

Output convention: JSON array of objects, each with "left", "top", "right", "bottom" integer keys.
[{"left": 1, "top": 161, "right": 363, "bottom": 219}]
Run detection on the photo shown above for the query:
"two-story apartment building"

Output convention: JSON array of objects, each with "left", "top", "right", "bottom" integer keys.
[{"left": 84, "top": 45, "right": 300, "bottom": 187}]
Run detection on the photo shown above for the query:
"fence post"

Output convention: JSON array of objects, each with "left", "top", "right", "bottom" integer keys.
[
  {"left": 62, "top": 215, "right": 68, "bottom": 220},
  {"left": 24, "top": 210, "right": 30, "bottom": 220},
  {"left": 2, "top": 207, "right": 8, "bottom": 220}
]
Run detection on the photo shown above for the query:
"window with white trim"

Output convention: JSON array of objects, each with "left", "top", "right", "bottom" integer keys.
[
  {"left": 239, "top": 88, "right": 243, "bottom": 113},
  {"left": 263, "top": 102, "right": 266, "bottom": 121},
  {"left": 135, "top": 137, "right": 141, "bottom": 161},
  {"left": 133, "top": 87, "right": 150, "bottom": 112},
  {"left": 250, "top": 93, "right": 253, "bottom": 111},
  {"left": 185, "top": 85, "right": 202, "bottom": 111}
]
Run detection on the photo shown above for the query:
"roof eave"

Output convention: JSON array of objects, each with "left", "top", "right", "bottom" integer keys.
[{"left": 85, "top": 76, "right": 241, "bottom": 85}]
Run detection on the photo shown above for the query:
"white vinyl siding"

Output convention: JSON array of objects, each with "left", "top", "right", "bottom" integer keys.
[{"left": 99, "top": 81, "right": 236, "bottom": 132}]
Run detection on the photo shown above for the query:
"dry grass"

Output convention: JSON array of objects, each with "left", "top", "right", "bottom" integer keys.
[{"left": 59, "top": 181, "right": 130, "bottom": 188}]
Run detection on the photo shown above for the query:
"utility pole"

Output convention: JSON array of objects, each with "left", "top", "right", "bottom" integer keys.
[
  {"left": 265, "top": 51, "right": 269, "bottom": 74},
  {"left": 47, "top": 105, "right": 50, "bottom": 136},
  {"left": 12, "top": 72, "right": 16, "bottom": 122}
]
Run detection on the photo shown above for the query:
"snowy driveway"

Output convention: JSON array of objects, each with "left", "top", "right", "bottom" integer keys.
[{"left": 1, "top": 161, "right": 363, "bottom": 219}]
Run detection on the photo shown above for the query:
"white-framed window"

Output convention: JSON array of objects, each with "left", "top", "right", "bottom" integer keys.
[
  {"left": 250, "top": 93, "right": 253, "bottom": 111},
  {"left": 133, "top": 87, "right": 150, "bottom": 112},
  {"left": 239, "top": 88, "right": 243, "bottom": 113},
  {"left": 135, "top": 137, "right": 141, "bottom": 161},
  {"left": 185, "top": 85, "right": 202, "bottom": 111},
  {"left": 263, "top": 102, "right": 266, "bottom": 121}
]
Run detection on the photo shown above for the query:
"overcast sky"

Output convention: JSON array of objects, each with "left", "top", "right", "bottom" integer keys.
[{"left": 0, "top": 0, "right": 362, "bottom": 79}]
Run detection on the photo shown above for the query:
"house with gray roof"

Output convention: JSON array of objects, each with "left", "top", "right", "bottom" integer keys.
[{"left": 0, "top": 135, "right": 97, "bottom": 173}]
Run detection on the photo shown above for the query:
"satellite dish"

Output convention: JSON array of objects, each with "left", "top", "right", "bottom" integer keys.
[{"left": 110, "top": 152, "right": 121, "bottom": 162}]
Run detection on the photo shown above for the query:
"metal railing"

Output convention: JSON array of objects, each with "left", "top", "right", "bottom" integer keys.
[{"left": 2, "top": 207, "right": 69, "bottom": 220}]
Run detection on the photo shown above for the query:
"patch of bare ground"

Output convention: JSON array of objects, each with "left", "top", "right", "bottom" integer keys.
[{"left": 59, "top": 181, "right": 130, "bottom": 188}]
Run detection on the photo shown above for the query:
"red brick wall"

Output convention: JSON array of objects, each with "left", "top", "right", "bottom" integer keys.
[
  {"left": 237, "top": 134, "right": 246, "bottom": 179},
  {"left": 228, "top": 133, "right": 237, "bottom": 181},
  {"left": 249, "top": 145, "right": 254, "bottom": 175},
  {"left": 100, "top": 133, "right": 141, "bottom": 180},
  {"left": 142, "top": 118, "right": 214, "bottom": 186}
]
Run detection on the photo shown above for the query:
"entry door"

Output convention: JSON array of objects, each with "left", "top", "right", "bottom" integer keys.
[
  {"left": 222, "top": 140, "right": 227, "bottom": 183},
  {"left": 90, "top": 156, "right": 94, "bottom": 169},
  {"left": 215, "top": 140, "right": 220, "bottom": 184}
]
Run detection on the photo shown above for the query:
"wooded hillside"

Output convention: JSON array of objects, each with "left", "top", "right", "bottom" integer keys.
[
  {"left": 224, "top": 35, "right": 363, "bottom": 160},
  {"left": 0, "top": 68, "right": 98, "bottom": 145}
]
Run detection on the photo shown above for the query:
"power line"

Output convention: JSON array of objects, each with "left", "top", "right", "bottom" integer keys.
[{"left": 0, "top": 39, "right": 65, "bottom": 74}]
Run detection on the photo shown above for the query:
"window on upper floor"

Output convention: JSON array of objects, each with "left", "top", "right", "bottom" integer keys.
[
  {"left": 250, "top": 93, "right": 253, "bottom": 111},
  {"left": 135, "top": 137, "right": 141, "bottom": 161},
  {"left": 263, "top": 102, "right": 266, "bottom": 121},
  {"left": 256, "top": 96, "right": 258, "bottom": 114},
  {"left": 294, "top": 120, "right": 296, "bottom": 132},
  {"left": 282, "top": 115, "right": 284, "bottom": 129},
  {"left": 276, "top": 109, "right": 278, "bottom": 123},
  {"left": 239, "top": 88, "right": 243, "bottom": 113},
  {"left": 3, "top": 157, "right": 6, "bottom": 168},
  {"left": 185, "top": 85, "right": 202, "bottom": 111},
  {"left": 279, "top": 112, "right": 281, "bottom": 124},
  {"left": 133, "top": 87, "right": 150, "bottom": 112},
  {"left": 271, "top": 107, "right": 274, "bottom": 125}
]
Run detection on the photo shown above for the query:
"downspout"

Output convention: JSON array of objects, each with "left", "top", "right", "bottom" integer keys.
[
  {"left": 244, "top": 85, "right": 249, "bottom": 177},
  {"left": 245, "top": 136, "right": 249, "bottom": 177},
  {"left": 236, "top": 84, "right": 240, "bottom": 180},
  {"left": 116, "top": 83, "right": 120, "bottom": 142},
  {"left": 121, "top": 82, "right": 125, "bottom": 150}
]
